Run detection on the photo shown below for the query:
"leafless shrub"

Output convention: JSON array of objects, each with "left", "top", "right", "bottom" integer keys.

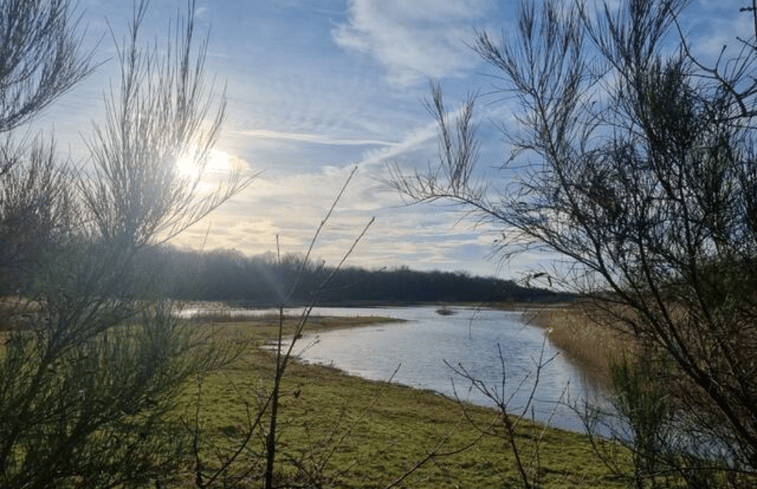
[{"left": 392, "top": 0, "right": 757, "bottom": 483}]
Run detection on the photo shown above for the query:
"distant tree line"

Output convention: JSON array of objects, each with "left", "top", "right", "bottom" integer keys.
[{"left": 141, "top": 246, "right": 570, "bottom": 306}]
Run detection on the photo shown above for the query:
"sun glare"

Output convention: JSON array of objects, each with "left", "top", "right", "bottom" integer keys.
[
  {"left": 175, "top": 153, "right": 201, "bottom": 180},
  {"left": 174, "top": 148, "right": 240, "bottom": 194}
]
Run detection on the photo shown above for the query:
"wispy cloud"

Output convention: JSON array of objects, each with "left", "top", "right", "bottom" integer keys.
[
  {"left": 49, "top": 0, "right": 745, "bottom": 279},
  {"left": 683, "top": 3, "right": 753, "bottom": 61},
  {"left": 332, "top": 0, "right": 494, "bottom": 86},
  {"left": 236, "top": 128, "right": 398, "bottom": 147},
  {"left": 168, "top": 157, "right": 501, "bottom": 274}
]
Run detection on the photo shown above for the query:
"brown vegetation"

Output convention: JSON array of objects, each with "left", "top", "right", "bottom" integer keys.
[{"left": 525, "top": 304, "right": 635, "bottom": 386}]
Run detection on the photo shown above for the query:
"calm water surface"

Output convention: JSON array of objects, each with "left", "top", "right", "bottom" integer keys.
[{"left": 183, "top": 304, "right": 611, "bottom": 432}]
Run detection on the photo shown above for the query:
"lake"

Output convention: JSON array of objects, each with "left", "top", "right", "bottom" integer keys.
[{"left": 183, "top": 304, "right": 613, "bottom": 433}]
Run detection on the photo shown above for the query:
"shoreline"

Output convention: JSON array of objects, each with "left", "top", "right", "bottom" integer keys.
[
  {"left": 197, "top": 305, "right": 605, "bottom": 430},
  {"left": 179, "top": 313, "right": 621, "bottom": 487},
  {"left": 185, "top": 300, "right": 614, "bottom": 387}
]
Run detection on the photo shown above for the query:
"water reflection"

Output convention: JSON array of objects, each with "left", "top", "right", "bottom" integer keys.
[{"left": 219, "top": 305, "right": 612, "bottom": 433}]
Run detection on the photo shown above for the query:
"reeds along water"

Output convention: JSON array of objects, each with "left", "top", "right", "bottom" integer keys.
[{"left": 526, "top": 305, "right": 634, "bottom": 388}]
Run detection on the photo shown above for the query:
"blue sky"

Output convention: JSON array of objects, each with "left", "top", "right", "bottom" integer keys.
[{"left": 30, "top": 0, "right": 753, "bottom": 280}]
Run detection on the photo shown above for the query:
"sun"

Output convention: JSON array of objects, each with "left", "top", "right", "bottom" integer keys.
[
  {"left": 174, "top": 148, "right": 239, "bottom": 194},
  {"left": 175, "top": 154, "right": 200, "bottom": 180}
]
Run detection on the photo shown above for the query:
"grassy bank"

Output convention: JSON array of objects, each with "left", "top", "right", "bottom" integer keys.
[{"left": 170, "top": 313, "right": 626, "bottom": 488}]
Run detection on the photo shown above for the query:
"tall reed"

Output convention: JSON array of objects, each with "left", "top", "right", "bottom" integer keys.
[{"left": 526, "top": 305, "right": 634, "bottom": 386}]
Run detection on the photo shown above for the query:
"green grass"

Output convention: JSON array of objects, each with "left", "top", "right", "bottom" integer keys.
[{"left": 168, "top": 315, "right": 628, "bottom": 488}]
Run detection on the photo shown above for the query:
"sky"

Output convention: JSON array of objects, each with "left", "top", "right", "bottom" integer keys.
[{"left": 29, "top": 0, "right": 753, "bottom": 281}]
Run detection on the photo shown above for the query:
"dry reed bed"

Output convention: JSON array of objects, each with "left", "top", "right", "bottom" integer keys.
[{"left": 525, "top": 304, "right": 635, "bottom": 386}]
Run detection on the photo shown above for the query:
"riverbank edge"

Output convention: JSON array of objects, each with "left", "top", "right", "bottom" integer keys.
[
  {"left": 177, "top": 313, "right": 625, "bottom": 488},
  {"left": 185, "top": 299, "right": 620, "bottom": 386}
]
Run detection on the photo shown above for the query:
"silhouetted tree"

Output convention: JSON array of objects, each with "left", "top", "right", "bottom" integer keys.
[
  {"left": 0, "top": 0, "right": 93, "bottom": 294},
  {"left": 0, "top": 0, "right": 250, "bottom": 486},
  {"left": 393, "top": 0, "right": 757, "bottom": 483}
]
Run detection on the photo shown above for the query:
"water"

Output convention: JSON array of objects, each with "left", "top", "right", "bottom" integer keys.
[{"left": 186, "top": 304, "right": 612, "bottom": 433}]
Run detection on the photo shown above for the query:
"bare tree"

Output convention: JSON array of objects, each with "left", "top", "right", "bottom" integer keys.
[
  {"left": 0, "top": 0, "right": 93, "bottom": 292},
  {"left": 0, "top": 137, "right": 78, "bottom": 295},
  {"left": 0, "top": 0, "right": 94, "bottom": 135},
  {"left": 0, "top": 0, "right": 251, "bottom": 487},
  {"left": 81, "top": 0, "right": 249, "bottom": 250},
  {"left": 393, "top": 0, "right": 757, "bottom": 483}
]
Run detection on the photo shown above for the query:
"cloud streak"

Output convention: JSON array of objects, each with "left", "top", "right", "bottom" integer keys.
[
  {"left": 30, "top": 0, "right": 745, "bottom": 281},
  {"left": 333, "top": 0, "right": 494, "bottom": 86},
  {"left": 235, "top": 128, "right": 398, "bottom": 147}
]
